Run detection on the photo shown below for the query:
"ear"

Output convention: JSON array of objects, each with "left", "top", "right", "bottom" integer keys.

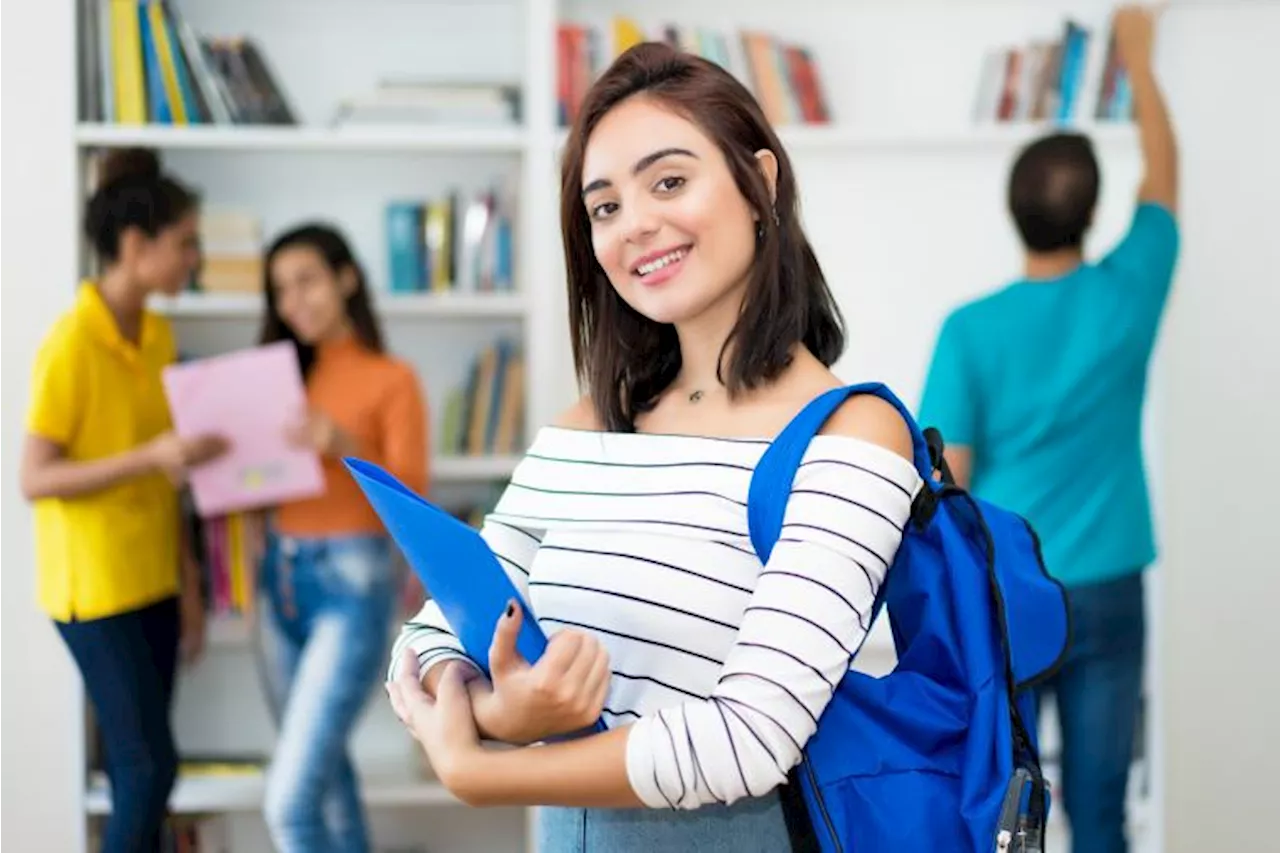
[
  {"left": 337, "top": 264, "right": 359, "bottom": 297},
  {"left": 117, "top": 225, "right": 148, "bottom": 264},
  {"left": 753, "top": 149, "right": 779, "bottom": 207}
]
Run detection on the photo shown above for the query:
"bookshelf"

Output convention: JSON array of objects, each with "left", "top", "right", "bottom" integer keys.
[{"left": 67, "top": 1, "right": 1152, "bottom": 852}]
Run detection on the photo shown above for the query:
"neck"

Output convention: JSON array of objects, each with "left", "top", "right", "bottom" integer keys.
[
  {"left": 1024, "top": 248, "right": 1083, "bottom": 281},
  {"left": 97, "top": 267, "right": 147, "bottom": 342},
  {"left": 316, "top": 322, "right": 357, "bottom": 352},
  {"left": 672, "top": 288, "right": 745, "bottom": 398}
]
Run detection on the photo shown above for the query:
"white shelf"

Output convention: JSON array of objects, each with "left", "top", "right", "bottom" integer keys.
[
  {"left": 776, "top": 120, "right": 1138, "bottom": 151},
  {"left": 75, "top": 122, "right": 529, "bottom": 154},
  {"left": 553, "top": 121, "right": 1137, "bottom": 153},
  {"left": 150, "top": 291, "right": 528, "bottom": 319},
  {"left": 85, "top": 760, "right": 453, "bottom": 815},
  {"left": 434, "top": 454, "right": 522, "bottom": 480}
]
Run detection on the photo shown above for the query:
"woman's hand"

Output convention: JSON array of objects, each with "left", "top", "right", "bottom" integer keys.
[
  {"left": 388, "top": 648, "right": 483, "bottom": 796},
  {"left": 145, "top": 431, "right": 229, "bottom": 485},
  {"left": 468, "top": 600, "right": 611, "bottom": 744},
  {"left": 285, "top": 408, "right": 357, "bottom": 459}
]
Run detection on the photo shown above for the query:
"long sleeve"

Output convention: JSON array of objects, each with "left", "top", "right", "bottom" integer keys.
[
  {"left": 623, "top": 445, "right": 921, "bottom": 809},
  {"left": 388, "top": 513, "right": 545, "bottom": 682}
]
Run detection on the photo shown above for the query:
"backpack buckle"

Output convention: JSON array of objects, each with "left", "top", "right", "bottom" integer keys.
[
  {"left": 995, "top": 767, "right": 1046, "bottom": 853},
  {"left": 923, "top": 427, "right": 955, "bottom": 486}
]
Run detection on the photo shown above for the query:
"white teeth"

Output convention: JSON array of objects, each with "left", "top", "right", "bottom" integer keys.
[{"left": 636, "top": 248, "right": 688, "bottom": 276}]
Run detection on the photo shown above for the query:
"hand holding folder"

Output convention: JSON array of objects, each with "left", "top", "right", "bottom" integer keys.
[{"left": 345, "top": 457, "right": 607, "bottom": 738}]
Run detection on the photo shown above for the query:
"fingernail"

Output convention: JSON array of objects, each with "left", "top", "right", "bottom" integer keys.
[{"left": 505, "top": 600, "right": 515, "bottom": 618}]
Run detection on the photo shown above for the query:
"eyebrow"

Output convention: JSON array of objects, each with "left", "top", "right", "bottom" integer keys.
[{"left": 581, "top": 147, "right": 698, "bottom": 197}]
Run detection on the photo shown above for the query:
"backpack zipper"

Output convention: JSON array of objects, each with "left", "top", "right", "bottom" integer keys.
[{"left": 802, "top": 757, "right": 842, "bottom": 852}]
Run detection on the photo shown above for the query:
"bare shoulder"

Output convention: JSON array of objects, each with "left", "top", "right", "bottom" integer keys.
[
  {"left": 553, "top": 396, "right": 603, "bottom": 431},
  {"left": 817, "top": 392, "right": 915, "bottom": 465}
]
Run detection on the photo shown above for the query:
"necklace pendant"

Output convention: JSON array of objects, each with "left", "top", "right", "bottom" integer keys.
[{"left": 689, "top": 390, "right": 704, "bottom": 403}]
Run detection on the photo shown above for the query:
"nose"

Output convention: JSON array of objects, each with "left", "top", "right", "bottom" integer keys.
[{"left": 619, "top": 198, "right": 660, "bottom": 245}]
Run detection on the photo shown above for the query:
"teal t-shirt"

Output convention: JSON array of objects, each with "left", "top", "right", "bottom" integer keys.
[{"left": 918, "top": 202, "right": 1179, "bottom": 587}]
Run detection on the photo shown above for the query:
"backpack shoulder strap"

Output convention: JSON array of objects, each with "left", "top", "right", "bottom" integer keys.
[{"left": 747, "top": 382, "right": 936, "bottom": 562}]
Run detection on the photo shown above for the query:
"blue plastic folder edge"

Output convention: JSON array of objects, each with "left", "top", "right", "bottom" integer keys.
[{"left": 341, "top": 456, "right": 546, "bottom": 671}]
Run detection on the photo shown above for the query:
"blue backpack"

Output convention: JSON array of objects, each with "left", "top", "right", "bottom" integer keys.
[{"left": 748, "top": 383, "right": 1071, "bottom": 853}]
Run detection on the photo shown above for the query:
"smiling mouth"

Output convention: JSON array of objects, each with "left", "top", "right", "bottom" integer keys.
[{"left": 632, "top": 245, "right": 691, "bottom": 279}]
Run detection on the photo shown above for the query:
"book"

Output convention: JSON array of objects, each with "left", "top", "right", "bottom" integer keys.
[{"left": 162, "top": 341, "right": 325, "bottom": 516}]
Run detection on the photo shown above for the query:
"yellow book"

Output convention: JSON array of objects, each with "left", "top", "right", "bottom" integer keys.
[
  {"left": 227, "top": 513, "right": 243, "bottom": 611},
  {"left": 147, "top": 1, "right": 188, "bottom": 124},
  {"left": 613, "top": 17, "right": 644, "bottom": 58},
  {"left": 110, "top": 0, "right": 146, "bottom": 124}
]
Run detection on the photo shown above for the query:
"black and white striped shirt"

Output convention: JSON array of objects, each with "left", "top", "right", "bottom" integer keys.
[{"left": 391, "top": 425, "right": 922, "bottom": 809}]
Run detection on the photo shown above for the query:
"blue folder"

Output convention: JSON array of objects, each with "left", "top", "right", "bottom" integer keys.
[
  {"left": 345, "top": 457, "right": 607, "bottom": 736},
  {"left": 342, "top": 457, "right": 549, "bottom": 676}
]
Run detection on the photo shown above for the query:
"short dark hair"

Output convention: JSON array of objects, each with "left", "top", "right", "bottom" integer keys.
[
  {"left": 1007, "top": 132, "right": 1100, "bottom": 252},
  {"left": 83, "top": 147, "right": 199, "bottom": 262},
  {"left": 559, "top": 42, "right": 845, "bottom": 432},
  {"left": 258, "top": 223, "right": 385, "bottom": 378}
]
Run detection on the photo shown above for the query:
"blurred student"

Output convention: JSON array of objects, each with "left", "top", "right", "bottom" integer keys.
[
  {"left": 253, "top": 223, "right": 428, "bottom": 853},
  {"left": 19, "top": 148, "right": 228, "bottom": 853},
  {"left": 918, "top": 7, "right": 1177, "bottom": 852}
]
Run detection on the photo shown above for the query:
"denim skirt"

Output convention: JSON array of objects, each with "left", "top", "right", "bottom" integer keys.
[{"left": 534, "top": 793, "right": 793, "bottom": 853}]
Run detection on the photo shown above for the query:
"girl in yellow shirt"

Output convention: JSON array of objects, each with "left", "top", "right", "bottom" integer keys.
[{"left": 20, "top": 148, "right": 227, "bottom": 853}]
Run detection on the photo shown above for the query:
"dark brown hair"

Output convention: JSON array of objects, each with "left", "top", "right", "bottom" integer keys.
[
  {"left": 257, "top": 223, "right": 385, "bottom": 378},
  {"left": 1008, "top": 132, "right": 1100, "bottom": 252},
  {"left": 84, "top": 147, "right": 198, "bottom": 262},
  {"left": 560, "top": 42, "right": 844, "bottom": 432}
]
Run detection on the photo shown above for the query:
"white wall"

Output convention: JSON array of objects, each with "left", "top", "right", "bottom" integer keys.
[
  {"left": 1156, "top": 3, "right": 1280, "bottom": 850},
  {"left": 1, "top": 1, "right": 86, "bottom": 851}
]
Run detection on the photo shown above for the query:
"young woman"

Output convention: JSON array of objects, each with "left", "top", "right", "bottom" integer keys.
[
  {"left": 253, "top": 223, "right": 428, "bottom": 853},
  {"left": 20, "top": 147, "right": 227, "bottom": 852},
  {"left": 385, "top": 43, "right": 923, "bottom": 851}
]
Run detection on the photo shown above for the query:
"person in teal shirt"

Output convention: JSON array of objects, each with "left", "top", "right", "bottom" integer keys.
[{"left": 918, "top": 8, "right": 1177, "bottom": 853}]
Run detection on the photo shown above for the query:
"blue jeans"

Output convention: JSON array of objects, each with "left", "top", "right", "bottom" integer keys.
[
  {"left": 536, "top": 794, "right": 792, "bottom": 852},
  {"left": 56, "top": 595, "right": 180, "bottom": 853},
  {"left": 1037, "top": 572, "right": 1146, "bottom": 853},
  {"left": 254, "top": 532, "right": 397, "bottom": 853}
]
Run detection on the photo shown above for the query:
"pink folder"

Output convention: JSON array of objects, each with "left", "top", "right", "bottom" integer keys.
[{"left": 162, "top": 341, "right": 325, "bottom": 517}]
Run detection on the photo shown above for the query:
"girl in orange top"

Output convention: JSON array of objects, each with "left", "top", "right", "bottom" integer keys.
[{"left": 251, "top": 223, "right": 427, "bottom": 853}]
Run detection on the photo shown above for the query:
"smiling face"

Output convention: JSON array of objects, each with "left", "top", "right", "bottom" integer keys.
[
  {"left": 268, "top": 244, "right": 356, "bottom": 345},
  {"left": 581, "top": 95, "right": 764, "bottom": 327}
]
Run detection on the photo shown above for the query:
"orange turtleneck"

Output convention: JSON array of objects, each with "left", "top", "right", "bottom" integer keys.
[{"left": 275, "top": 337, "right": 429, "bottom": 537}]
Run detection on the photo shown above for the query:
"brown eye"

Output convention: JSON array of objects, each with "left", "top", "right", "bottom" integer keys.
[
  {"left": 589, "top": 201, "right": 619, "bottom": 221},
  {"left": 654, "top": 176, "right": 685, "bottom": 193}
]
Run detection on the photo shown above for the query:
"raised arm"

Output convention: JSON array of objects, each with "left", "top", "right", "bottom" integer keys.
[{"left": 1115, "top": 4, "right": 1177, "bottom": 213}]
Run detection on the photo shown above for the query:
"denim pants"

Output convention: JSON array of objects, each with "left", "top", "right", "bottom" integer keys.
[
  {"left": 56, "top": 595, "right": 180, "bottom": 853},
  {"left": 1036, "top": 571, "right": 1146, "bottom": 853},
  {"left": 255, "top": 532, "right": 397, "bottom": 853},
  {"left": 536, "top": 793, "right": 793, "bottom": 852}
]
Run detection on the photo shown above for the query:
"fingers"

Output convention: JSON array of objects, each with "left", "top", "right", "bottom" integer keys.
[
  {"left": 562, "top": 631, "right": 604, "bottom": 686},
  {"left": 487, "top": 598, "right": 528, "bottom": 678},
  {"left": 436, "top": 660, "right": 470, "bottom": 706},
  {"left": 537, "top": 628, "right": 585, "bottom": 677},
  {"left": 185, "top": 434, "right": 230, "bottom": 465},
  {"left": 583, "top": 642, "right": 612, "bottom": 718},
  {"left": 393, "top": 647, "right": 434, "bottom": 726}
]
